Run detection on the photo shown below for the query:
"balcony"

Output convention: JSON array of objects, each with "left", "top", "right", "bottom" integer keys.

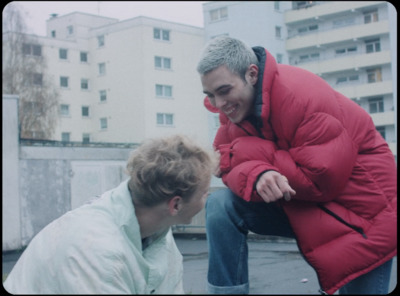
[
  {"left": 370, "top": 111, "right": 395, "bottom": 126},
  {"left": 335, "top": 80, "right": 393, "bottom": 99},
  {"left": 285, "top": 1, "right": 383, "bottom": 25},
  {"left": 296, "top": 50, "right": 391, "bottom": 75},
  {"left": 286, "top": 20, "right": 389, "bottom": 51}
]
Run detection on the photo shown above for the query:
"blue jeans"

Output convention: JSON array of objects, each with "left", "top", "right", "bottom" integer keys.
[
  {"left": 338, "top": 258, "right": 393, "bottom": 295},
  {"left": 206, "top": 188, "right": 393, "bottom": 294}
]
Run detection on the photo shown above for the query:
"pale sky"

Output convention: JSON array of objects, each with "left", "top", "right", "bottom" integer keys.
[{"left": 8, "top": 1, "right": 206, "bottom": 36}]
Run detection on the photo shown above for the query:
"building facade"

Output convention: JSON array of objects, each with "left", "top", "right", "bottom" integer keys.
[
  {"left": 285, "top": 1, "right": 397, "bottom": 157},
  {"left": 10, "top": 12, "right": 209, "bottom": 147},
  {"left": 202, "top": 1, "right": 397, "bottom": 159}
]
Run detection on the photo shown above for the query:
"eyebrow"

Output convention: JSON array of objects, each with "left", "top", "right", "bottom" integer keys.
[{"left": 203, "top": 84, "right": 231, "bottom": 95}]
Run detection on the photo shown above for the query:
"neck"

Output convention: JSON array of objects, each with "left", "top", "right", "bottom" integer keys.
[{"left": 132, "top": 198, "right": 171, "bottom": 239}]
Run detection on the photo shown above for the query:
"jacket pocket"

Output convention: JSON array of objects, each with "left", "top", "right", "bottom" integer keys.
[{"left": 317, "top": 204, "right": 368, "bottom": 239}]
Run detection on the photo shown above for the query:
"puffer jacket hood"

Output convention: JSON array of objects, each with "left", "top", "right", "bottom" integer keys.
[{"left": 204, "top": 47, "right": 397, "bottom": 294}]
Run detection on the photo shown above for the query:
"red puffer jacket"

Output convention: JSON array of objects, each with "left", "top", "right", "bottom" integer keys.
[{"left": 205, "top": 47, "right": 397, "bottom": 294}]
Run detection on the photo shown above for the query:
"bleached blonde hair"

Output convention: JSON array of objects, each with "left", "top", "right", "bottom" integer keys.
[
  {"left": 196, "top": 36, "right": 258, "bottom": 81},
  {"left": 126, "top": 135, "right": 215, "bottom": 207}
]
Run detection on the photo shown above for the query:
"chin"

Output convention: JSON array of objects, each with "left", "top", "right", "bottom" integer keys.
[{"left": 227, "top": 114, "right": 239, "bottom": 123}]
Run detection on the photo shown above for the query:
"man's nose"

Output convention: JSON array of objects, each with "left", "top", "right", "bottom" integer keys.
[{"left": 215, "top": 96, "right": 226, "bottom": 109}]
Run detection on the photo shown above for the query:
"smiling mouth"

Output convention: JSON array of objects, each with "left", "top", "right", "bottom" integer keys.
[{"left": 224, "top": 105, "right": 238, "bottom": 116}]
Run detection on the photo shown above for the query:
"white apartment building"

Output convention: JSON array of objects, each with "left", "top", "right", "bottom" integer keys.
[
  {"left": 285, "top": 1, "right": 396, "bottom": 158},
  {"left": 15, "top": 12, "right": 210, "bottom": 147},
  {"left": 202, "top": 1, "right": 397, "bottom": 159}
]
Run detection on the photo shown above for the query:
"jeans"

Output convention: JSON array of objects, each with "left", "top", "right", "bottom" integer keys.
[
  {"left": 338, "top": 258, "right": 393, "bottom": 295},
  {"left": 206, "top": 188, "right": 393, "bottom": 294},
  {"left": 206, "top": 188, "right": 294, "bottom": 294}
]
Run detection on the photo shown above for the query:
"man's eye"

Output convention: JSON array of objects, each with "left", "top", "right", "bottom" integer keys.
[{"left": 218, "top": 88, "right": 230, "bottom": 95}]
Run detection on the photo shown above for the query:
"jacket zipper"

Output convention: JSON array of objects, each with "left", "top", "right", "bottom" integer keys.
[{"left": 317, "top": 204, "right": 368, "bottom": 239}]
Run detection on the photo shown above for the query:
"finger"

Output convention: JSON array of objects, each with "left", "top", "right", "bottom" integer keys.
[
  {"left": 278, "top": 176, "right": 296, "bottom": 200},
  {"left": 257, "top": 185, "right": 274, "bottom": 203},
  {"left": 268, "top": 183, "right": 284, "bottom": 200}
]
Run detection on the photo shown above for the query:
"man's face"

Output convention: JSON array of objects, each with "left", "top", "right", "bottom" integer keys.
[{"left": 201, "top": 64, "right": 258, "bottom": 123}]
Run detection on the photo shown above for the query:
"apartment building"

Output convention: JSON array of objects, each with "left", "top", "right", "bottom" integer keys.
[
  {"left": 12, "top": 12, "right": 209, "bottom": 147},
  {"left": 202, "top": 1, "right": 397, "bottom": 159},
  {"left": 285, "top": 1, "right": 397, "bottom": 157}
]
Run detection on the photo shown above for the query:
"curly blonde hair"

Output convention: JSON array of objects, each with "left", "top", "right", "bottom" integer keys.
[{"left": 126, "top": 135, "right": 215, "bottom": 207}]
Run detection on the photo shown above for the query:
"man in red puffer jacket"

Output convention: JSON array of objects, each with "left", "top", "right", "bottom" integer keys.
[{"left": 197, "top": 36, "right": 396, "bottom": 295}]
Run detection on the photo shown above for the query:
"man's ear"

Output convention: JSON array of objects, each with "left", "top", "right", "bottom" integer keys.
[
  {"left": 168, "top": 196, "right": 182, "bottom": 216},
  {"left": 247, "top": 64, "right": 259, "bottom": 85}
]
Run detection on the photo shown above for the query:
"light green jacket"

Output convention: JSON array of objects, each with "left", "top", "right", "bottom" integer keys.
[{"left": 4, "top": 180, "right": 184, "bottom": 294}]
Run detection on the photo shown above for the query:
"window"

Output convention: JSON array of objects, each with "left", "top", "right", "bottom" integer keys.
[
  {"left": 376, "top": 126, "right": 386, "bottom": 140},
  {"left": 210, "top": 7, "right": 228, "bottom": 21},
  {"left": 80, "top": 52, "right": 88, "bottom": 62},
  {"left": 61, "top": 132, "right": 70, "bottom": 142},
  {"left": 369, "top": 97, "right": 384, "bottom": 113},
  {"left": 98, "top": 63, "right": 106, "bottom": 75},
  {"left": 67, "top": 25, "right": 74, "bottom": 35},
  {"left": 297, "top": 24, "right": 318, "bottom": 35},
  {"left": 155, "top": 84, "right": 172, "bottom": 98},
  {"left": 22, "top": 43, "right": 42, "bottom": 56},
  {"left": 298, "top": 52, "right": 319, "bottom": 63},
  {"left": 100, "top": 118, "right": 108, "bottom": 130},
  {"left": 99, "top": 90, "right": 107, "bottom": 102},
  {"left": 276, "top": 53, "right": 283, "bottom": 64},
  {"left": 32, "top": 73, "right": 43, "bottom": 86},
  {"left": 153, "top": 28, "right": 170, "bottom": 41},
  {"left": 82, "top": 106, "right": 89, "bottom": 117},
  {"left": 336, "top": 74, "right": 359, "bottom": 85},
  {"left": 367, "top": 68, "right": 382, "bottom": 83},
  {"left": 60, "top": 76, "right": 69, "bottom": 88},
  {"left": 23, "top": 102, "right": 41, "bottom": 116},
  {"left": 309, "top": 24, "right": 318, "bottom": 31},
  {"left": 275, "top": 26, "right": 282, "bottom": 38},
  {"left": 335, "top": 46, "right": 357, "bottom": 55},
  {"left": 59, "top": 48, "right": 68, "bottom": 60},
  {"left": 51, "top": 30, "right": 56, "bottom": 38},
  {"left": 155, "top": 56, "right": 171, "bottom": 69},
  {"left": 364, "top": 10, "right": 379, "bottom": 24},
  {"left": 274, "top": 1, "right": 280, "bottom": 11},
  {"left": 60, "top": 104, "right": 70, "bottom": 116},
  {"left": 365, "top": 39, "right": 381, "bottom": 53},
  {"left": 349, "top": 75, "right": 359, "bottom": 82},
  {"left": 82, "top": 133, "right": 90, "bottom": 143},
  {"left": 294, "top": 1, "right": 316, "bottom": 9},
  {"left": 81, "top": 78, "right": 89, "bottom": 90},
  {"left": 157, "top": 113, "right": 174, "bottom": 126},
  {"left": 97, "top": 35, "right": 105, "bottom": 47}
]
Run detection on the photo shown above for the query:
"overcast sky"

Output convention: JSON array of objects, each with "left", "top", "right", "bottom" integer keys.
[{"left": 9, "top": 1, "right": 206, "bottom": 36}]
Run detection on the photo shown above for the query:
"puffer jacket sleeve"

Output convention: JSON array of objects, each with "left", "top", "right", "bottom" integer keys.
[
  {"left": 218, "top": 137, "right": 280, "bottom": 202},
  {"left": 217, "top": 111, "right": 359, "bottom": 203},
  {"left": 276, "top": 112, "right": 358, "bottom": 202}
]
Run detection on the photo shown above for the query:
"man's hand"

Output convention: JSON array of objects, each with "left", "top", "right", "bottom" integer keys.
[{"left": 256, "top": 171, "right": 296, "bottom": 203}]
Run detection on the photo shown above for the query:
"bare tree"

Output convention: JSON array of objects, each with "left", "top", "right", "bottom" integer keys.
[{"left": 3, "top": 2, "right": 59, "bottom": 139}]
